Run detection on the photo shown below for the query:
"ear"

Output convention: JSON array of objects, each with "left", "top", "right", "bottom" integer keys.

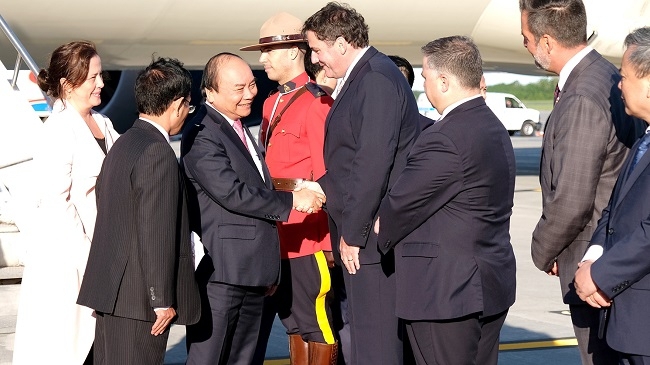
[
  {"left": 173, "top": 97, "right": 184, "bottom": 116},
  {"left": 439, "top": 74, "right": 449, "bottom": 93},
  {"left": 60, "top": 78, "right": 71, "bottom": 95},
  {"left": 205, "top": 88, "right": 215, "bottom": 104},
  {"left": 289, "top": 46, "right": 299, "bottom": 60},
  {"left": 542, "top": 34, "right": 553, "bottom": 54},
  {"left": 336, "top": 37, "right": 347, "bottom": 55}
]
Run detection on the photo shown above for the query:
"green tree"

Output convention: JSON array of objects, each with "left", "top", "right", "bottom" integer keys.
[{"left": 488, "top": 77, "right": 557, "bottom": 100}]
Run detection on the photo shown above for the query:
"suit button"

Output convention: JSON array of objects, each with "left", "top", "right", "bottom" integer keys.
[
  {"left": 607, "top": 228, "right": 614, "bottom": 235},
  {"left": 150, "top": 287, "right": 155, "bottom": 292},
  {"left": 151, "top": 295, "right": 156, "bottom": 300}
]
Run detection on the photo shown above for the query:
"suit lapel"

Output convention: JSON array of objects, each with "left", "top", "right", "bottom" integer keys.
[
  {"left": 203, "top": 105, "right": 265, "bottom": 184},
  {"left": 546, "top": 50, "right": 601, "bottom": 130},
  {"left": 325, "top": 47, "right": 379, "bottom": 137},
  {"left": 562, "top": 50, "right": 600, "bottom": 95},
  {"left": 244, "top": 125, "right": 272, "bottom": 187},
  {"left": 614, "top": 138, "right": 650, "bottom": 210}
]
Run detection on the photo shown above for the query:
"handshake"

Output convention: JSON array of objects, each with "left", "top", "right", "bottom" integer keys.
[{"left": 291, "top": 181, "right": 326, "bottom": 214}]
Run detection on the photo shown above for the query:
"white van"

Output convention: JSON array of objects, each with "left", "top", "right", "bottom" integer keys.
[{"left": 417, "top": 92, "right": 541, "bottom": 136}]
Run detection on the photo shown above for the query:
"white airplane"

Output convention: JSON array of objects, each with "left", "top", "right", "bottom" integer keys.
[{"left": 1, "top": 0, "right": 648, "bottom": 72}]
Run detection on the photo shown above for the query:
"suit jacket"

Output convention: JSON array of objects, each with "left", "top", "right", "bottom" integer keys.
[
  {"left": 77, "top": 120, "right": 201, "bottom": 325},
  {"left": 589, "top": 133, "right": 650, "bottom": 356},
  {"left": 13, "top": 100, "right": 118, "bottom": 365},
  {"left": 181, "top": 104, "right": 293, "bottom": 287},
  {"left": 377, "top": 97, "right": 517, "bottom": 320},
  {"left": 531, "top": 49, "right": 643, "bottom": 304},
  {"left": 320, "top": 47, "right": 419, "bottom": 264}
]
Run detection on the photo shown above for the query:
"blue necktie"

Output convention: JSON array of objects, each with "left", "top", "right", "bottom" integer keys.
[{"left": 629, "top": 132, "right": 650, "bottom": 176}]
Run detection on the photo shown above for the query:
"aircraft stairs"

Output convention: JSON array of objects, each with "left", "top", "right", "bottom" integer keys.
[{"left": 0, "top": 13, "right": 47, "bottom": 281}]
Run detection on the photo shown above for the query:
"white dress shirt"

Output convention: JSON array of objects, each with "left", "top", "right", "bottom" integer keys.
[{"left": 331, "top": 46, "right": 370, "bottom": 100}]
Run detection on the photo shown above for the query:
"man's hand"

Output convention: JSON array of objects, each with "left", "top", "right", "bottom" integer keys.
[
  {"left": 151, "top": 307, "right": 176, "bottom": 336},
  {"left": 574, "top": 260, "right": 611, "bottom": 307},
  {"left": 373, "top": 217, "right": 380, "bottom": 234},
  {"left": 340, "top": 236, "right": 360, "bottom": 274},
  {"left": 296, "top": 180, "right": 325, "bottom": 195},
  {"left": 585, "top": 289, "right": 611, "bottom": 308},
  {"left": 547, "top": 261, "right": 559, "bottom": 276},
  {"left": 265, "top": 284, "right": 278, "bottom": 297},
  {"left": 323, "top": 251, "right": 335, "bottom": 269},
  {"left": 292, "top": 188, "right": 325, "bottom": 213}
]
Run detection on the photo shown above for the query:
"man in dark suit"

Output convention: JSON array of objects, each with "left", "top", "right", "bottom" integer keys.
[
  {"left": 575, "top": 26, "right": 650, "bottom": 365},
  {"left": 77, "top": 57, "right": 201, "bottom": 365},
  {"left": 302, "top": 3, "right": 419, "bottom": 364},
  {"left": 375, "top": 36, "right": 517, "bottom": 365},
  {"left": 520, "top": 1, "right": 643, "bottom": 363},
  {"left": 181, "top": 53, "right": 325, "bottom": 365}
]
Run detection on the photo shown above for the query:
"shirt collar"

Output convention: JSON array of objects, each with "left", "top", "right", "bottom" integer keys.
[
  {"left": 277, "top": 72, "right": 310, "bottom": 94},
  {"left": 206, "top": 102, "right": 237, "bottom": 127},
  {"left": 139, "top": 117, "right": 170, "bottom": 143},
  {"left": 558, "top": 46, "right": 592, "bottom": 91},
  {"left": 336, "top": 46, "right": 370, "bottom": 92},
  {"left": 438, "top": 95, "right": 482, "bottom": 122}
]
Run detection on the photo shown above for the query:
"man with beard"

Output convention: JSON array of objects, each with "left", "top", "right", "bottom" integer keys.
[{"left": 520, "top": 0, "right": 643, "bottom": 364}]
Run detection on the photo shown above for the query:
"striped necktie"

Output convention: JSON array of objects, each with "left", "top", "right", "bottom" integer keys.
[{"left": 553, "top": 84, "right": 560, "bottom": 106}]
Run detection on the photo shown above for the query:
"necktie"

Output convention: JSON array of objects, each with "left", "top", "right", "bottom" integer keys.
[
  {"left": 232, "top": 119, "right": 249, "bottom": 152},
  {"left": 553, "top": 84, "right": 560, "bottom": 106},
  {"left": 629, "top": 132, "right": 650, "bottom": 176}
]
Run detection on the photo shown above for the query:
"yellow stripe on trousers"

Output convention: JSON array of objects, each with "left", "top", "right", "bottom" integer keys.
[{"left": 314, "top": 250, "right": 335, "bottom": 344}]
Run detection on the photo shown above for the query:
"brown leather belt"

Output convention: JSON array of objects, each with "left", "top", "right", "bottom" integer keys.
[{"left": 272, "top": 177, "right": 308, "bottom": 191}]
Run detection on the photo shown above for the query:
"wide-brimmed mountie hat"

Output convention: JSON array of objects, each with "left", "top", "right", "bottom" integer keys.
[{"left": 240, "top": 12, "right": 306, "bottom": 51}]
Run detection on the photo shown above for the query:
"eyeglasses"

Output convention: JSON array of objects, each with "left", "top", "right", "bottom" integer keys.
[{"left": 183, "top": 98, "right": 196, "bottom": 113}]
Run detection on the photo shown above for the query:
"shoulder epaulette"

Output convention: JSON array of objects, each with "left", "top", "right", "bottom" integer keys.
[{"left": 305, "top": 82, "right": 327, "bottom": 98}]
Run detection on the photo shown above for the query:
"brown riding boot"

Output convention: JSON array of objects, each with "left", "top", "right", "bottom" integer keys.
[
  {"left": 308, "top": 341, "right": 338, "bottom": 365},
  {"left": 289, "top": 334, "right": 309, "bottom": 365}
]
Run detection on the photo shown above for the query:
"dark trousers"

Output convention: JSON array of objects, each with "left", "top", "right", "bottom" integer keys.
[
  {"left": 252, "top": 253, "right": 335, "bottom": 364},
  {"left": 405, "top": 310, "right": 508, "bottom": 365},
  {"left": 344, "top": 261, "right": 403, "bottom": 365},
  {"left": 620, "top": 354, "right": 650, "bottom": 365},
  {"left": 186, "top": 281, "right": 266, "bottom": 365},
  {"left": 94, "top": 312, "right": 169, "bottom": 365},
  {"left": 570, "top": 304, "right": 618, "bottom": 365}
]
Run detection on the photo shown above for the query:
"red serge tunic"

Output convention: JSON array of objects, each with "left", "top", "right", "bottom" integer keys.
[{"left": 262, "top": 72, "right": 334, "bottom": 259}]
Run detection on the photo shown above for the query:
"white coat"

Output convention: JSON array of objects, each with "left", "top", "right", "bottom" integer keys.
[{"left": 12, "top": 99, "right": 118, "bottom": 364}]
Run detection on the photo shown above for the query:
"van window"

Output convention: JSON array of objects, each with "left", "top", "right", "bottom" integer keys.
[{"left": 505, "top": 97, "right": 521, "bottom": 108}]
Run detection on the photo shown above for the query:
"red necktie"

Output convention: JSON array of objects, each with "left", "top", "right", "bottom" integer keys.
[
  {"left": 553, "top": 84, "right": 560, "bottom": 106},
  {"left": 233, "top": 119, "right": 249, "bottom": 152}
]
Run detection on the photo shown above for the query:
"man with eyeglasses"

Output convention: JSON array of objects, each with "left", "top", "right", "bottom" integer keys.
[{"left": 77, "top": 57, "right": 201, "bottom": 365}]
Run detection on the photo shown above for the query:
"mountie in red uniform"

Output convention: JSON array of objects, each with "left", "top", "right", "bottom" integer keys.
[
  {"left": 262, "top": 71, "right": 332, "bottom": 258},
  {"left": 260, "top": 71, "right": 337, "bottom": 348}
]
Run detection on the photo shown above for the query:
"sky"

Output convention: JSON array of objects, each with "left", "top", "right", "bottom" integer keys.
[{"left": 412, "top": 70, "right": 549, "bottom": 92}]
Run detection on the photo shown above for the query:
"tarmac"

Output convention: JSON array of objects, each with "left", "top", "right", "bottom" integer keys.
[{"left": 0, "top": 133, "right": 586, "bottom": 365}]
